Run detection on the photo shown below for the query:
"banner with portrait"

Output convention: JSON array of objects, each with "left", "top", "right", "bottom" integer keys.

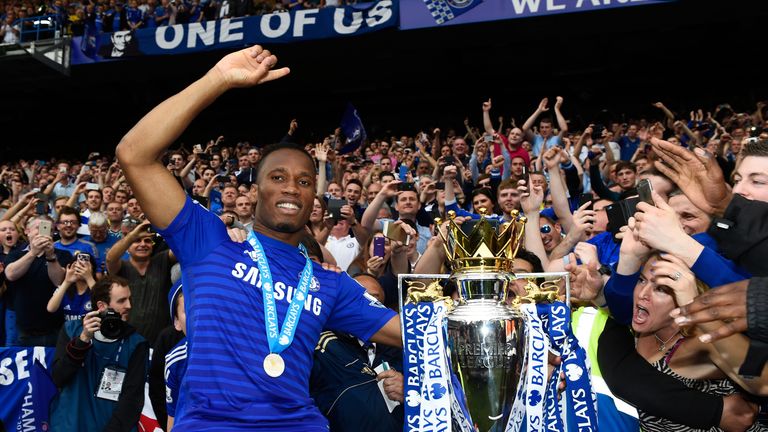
[{"left": 70, "top": 1, "right": 397, "bottom": 64}]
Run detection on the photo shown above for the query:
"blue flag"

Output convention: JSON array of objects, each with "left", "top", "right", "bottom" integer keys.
[
  {"left": 339, "top": 103, "right": 366, "bottom": 155},
  {"left": 421, "top": 0, "right": 483, "bottom": 25}
]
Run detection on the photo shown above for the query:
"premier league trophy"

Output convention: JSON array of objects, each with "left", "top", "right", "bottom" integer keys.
[
  {"left": 438, "top": 209, "right": 527, "bottom": 432},
  {"left": 400, "top": 208, "right": 583, "bottom": 432}
]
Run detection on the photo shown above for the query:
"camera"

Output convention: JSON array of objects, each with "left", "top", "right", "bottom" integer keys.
[{"left": 99, "top": 308, "right": 124, "bottom": 339}]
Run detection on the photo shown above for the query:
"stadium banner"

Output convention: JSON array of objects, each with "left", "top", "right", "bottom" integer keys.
[
  {"left": 0, "top": 347, "right": 57, "bottom": 431},
  {"left": 70, "top": 0, "right": 396, "bottom": 65},
  {"left": 399, "top": 0, "right": 672, "bottom": 30}
]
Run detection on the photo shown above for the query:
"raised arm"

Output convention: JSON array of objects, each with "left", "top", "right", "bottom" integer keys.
[
  {"left": 115, "top": 45, "right": 289, "bottom": 229},
  {"left": 315, "top": 140, "right": 330, "bottom": 198},
  {"left": 652, "top": 101, "right": 676, "bottom": 129},
  {"left": 482, "top": 99, "right": 494, "bottom": 134},
  {"left": 521, "top": 98, "right": 548, "bottom": 142},
  {"left": 553, "top": 96, "right": 568, "bottom": 137}
]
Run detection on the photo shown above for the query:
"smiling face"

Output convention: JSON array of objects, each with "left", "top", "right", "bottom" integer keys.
[
  {"left": 310, "top": 198, "right": 324, "bottom": 223},
  {"left": 253, "top": 148, "right": 316, "bottom": 244},
  {"left": 539, "top": 217, "right": 562, "bottom": 252},
  {"left": 632, "top": 257, "right": 676, "bottom": 334},
  {"left": 57, "top": 213, "right": 80, "bottom": 241},
  {"left": 733, "top": 156, "right": 768, "bottom": 202},
  {"left": 497, "top": 187, "right": 521, "bottom": 214},
  {"left": 472, "top": 192, "right": 493, "bottom": 214},
  {"left": 669, "top": 194, "right": 710, "bottom": 235}
]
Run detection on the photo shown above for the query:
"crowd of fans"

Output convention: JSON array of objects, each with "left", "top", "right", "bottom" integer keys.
[
  {"left": 1, "top": 95, "right": 768, "bottom": 431},
  {"left": 0, "top": 0, "right": 355, "bottom": 42}
]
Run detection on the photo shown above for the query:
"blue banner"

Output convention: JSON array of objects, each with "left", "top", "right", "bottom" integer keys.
[
  {"left": 399, "top": 0, "right": 673, "bottom": 30},
  {"left": 71, "top": 1, "right": 396, "bottom": 64},
  {"left": 0, "top": 347, "right": 57, "bottom": 431}
]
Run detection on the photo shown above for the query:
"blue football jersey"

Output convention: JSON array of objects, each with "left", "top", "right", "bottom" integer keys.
[{"left": 156, "top": 197, "right": 396, "bottom": 431}]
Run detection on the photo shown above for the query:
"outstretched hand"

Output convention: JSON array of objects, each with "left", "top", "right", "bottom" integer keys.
[{"left": 212, "top": 45, "right": 290, "bottom": 89}]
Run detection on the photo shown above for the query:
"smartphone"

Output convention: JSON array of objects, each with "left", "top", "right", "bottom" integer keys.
[
  {"left": 82, "top": 165, "right": 90, "bottom": 172},
  {"left": 35, "top": 192, "right": 47, "bottom": 215},
  {"left": 604, "top": 203, "right": 625, "bottom": 243},
  {"left": 59, "top": 166, "right": 67, "bottom": 173},
  {"left": 397, "top": 182, "right": 416, "bottom": 192},
  {"left": 434, "top": 182, "right": 446, "bottom": 190},
  {"left": 77, "top": 252, "right": 90, "bottom": 263},
  {"left": 399, "top": 165, "right": 408, "bottom": 182},
  {"left": 484, "top": 135, "right": 494, "bottom": 142},
  {"left": 193, "top": 144, "right": 203, "bottom": 152},
  {"left": 382, "top": 220, "right": 409, "bottom": 245},
  {"left": 327, "top": 198, "right": 345, "bottom": 222},
  {"left": 85, "top": 182, "right": 100, "bottom": 191},
  {"left": 38, "top": 220, "right": 52, "bottom": 237},
  {"left": 578, "top": 193, "right": 594, "bottom": 210},
  {"left": 637, "top": 179, "right": 654, "bottom": 206},
  {"left": 521, "top": 164, "right": 528, "bottom": 179},
  {"left": 443, "top": 156, "right": 455, "bottom": 165},
  {"left": 373, "top": 236, "right": 386, "bottom": 258}
]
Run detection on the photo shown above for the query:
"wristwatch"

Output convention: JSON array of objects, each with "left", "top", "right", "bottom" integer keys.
[
  {"left": 598, "top": 264, "right": 612, "bottom": 277},
  {"left": 45, "top": 255, "right": 57, "bottom": 262}
]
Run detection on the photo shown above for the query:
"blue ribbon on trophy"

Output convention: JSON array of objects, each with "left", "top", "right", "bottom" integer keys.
[
  {"left": 402, "top": 295, "right": 473, "bottom": 432},
  {"left": 507, "top": 301, "right": 598, "bottom": 432}
]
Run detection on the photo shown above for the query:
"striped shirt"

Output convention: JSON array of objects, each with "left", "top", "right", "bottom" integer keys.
[
  {"left": 157, "top": 197, "right": 396, "bottom": 431},
  {"left": 164, "top": 338, "right": 187, "bottom": 418}
]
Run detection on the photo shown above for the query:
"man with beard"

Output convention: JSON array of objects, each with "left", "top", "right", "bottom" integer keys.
[{"left": 114, "top": 45, "right": 400, "bottom": 430}]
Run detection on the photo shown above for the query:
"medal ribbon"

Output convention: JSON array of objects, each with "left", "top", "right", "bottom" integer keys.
[{"left": 247, "top": 231, "right": 313, "bottom": 355}]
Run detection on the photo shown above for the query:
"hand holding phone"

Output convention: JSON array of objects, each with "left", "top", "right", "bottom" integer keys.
[
  {"left": 637, "top": 179, "right": 654, "bottom": 206},
  {"left": 373, "top": 236, "right": 386, "bottom": 257},
  {"left": 38, "top": 220, "right": 52, "bottom": 238}
]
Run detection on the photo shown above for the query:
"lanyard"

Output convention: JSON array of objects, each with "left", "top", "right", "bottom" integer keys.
[{"left": 246, "top": 231, "right": 313, "bottom": 356}]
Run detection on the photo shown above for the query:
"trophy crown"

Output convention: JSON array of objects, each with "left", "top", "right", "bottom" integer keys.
[{"left": 434, "top": 211, "right": 526, "bottom": 273}]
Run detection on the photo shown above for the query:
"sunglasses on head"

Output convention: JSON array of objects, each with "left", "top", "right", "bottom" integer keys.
[{"left": 540, "top": 224, "right": 553, "bottom": 234}]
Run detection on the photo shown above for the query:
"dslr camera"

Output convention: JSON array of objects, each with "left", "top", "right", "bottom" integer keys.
[{"left": 99, "top": 308, "right": 124, "bottom": 339}]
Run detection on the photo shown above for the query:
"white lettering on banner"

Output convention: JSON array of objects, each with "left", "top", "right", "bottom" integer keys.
[
  {"left": 219, "top": 18, "right": 244, "bottom": 43},
  {"left": 19, "top": 382, "right": 35, "bottom": 431},
  {"left": 547, "top": 0, "right": 565, "bottom": 11},
  {"left": 293, "top": 9, "right": 318, "bottom": 37},
  {"left": 576, "top": 0, "right": 644, "bottom": 7},
  {"left": 187, "top": 21, "right": 216, "bottom": 48},
  {"left": 333, "top": 8, "right": 364, "bottom": 34},
  {"left": 156, "top": 24, "right": 184, "bottom": 49},
  {"left": 365, "top": 0, "right": 393, "bottom": 27},
  {"left": 261, "top": 13, "right": 291, "bottom": 38},
  {"left": 0, "top": 350, "right": 35, "bottom": 385},
  {"left": 15, "top": 350, "right": 29, "bottom": 380},
  {"left": 511, "top": 0, "right": 541, "bottom": 14}
]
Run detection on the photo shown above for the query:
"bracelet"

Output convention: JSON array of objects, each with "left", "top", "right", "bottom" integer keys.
[{"left": 45, "top": 256, "right": 57, "bottom": 262}]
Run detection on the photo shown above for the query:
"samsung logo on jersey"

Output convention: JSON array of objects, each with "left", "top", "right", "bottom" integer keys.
[{"left": 231, "top": 263, "right": 323, "bottom": 316}]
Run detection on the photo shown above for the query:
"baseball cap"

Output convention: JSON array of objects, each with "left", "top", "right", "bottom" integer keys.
[{"left": 168, "top": 280, "right": 183, "bottom": 322}]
